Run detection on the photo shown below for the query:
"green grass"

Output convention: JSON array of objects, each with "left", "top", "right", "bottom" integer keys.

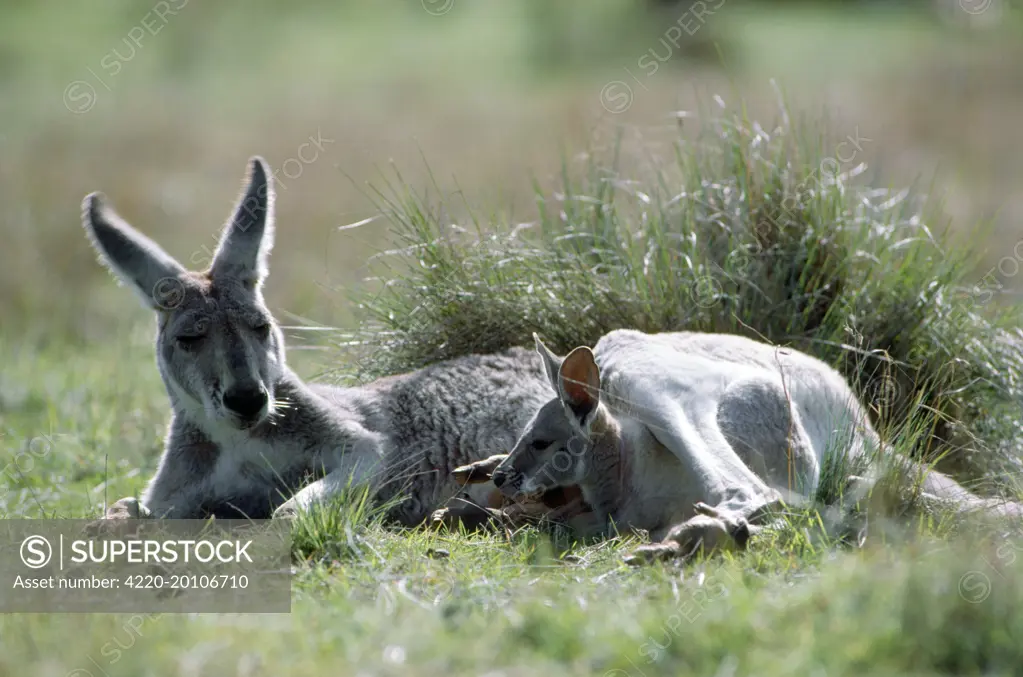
[
  {"left": 0, "top": 328, "right": 161, "bottom": 519},
  {"left": 6, "top": 491, "right": 1023, "bottom": 675}
]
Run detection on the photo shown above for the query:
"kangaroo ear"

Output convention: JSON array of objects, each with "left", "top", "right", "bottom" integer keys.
[
  {"left": 558, "top": 346, "right": 601, "bottom": 426},
  {"left": 534, "top": 333, "right": 564, "bottom": 393},
  {"left": 81, "top": 192, "right": 187, "bottom": 311},
  {"left": 210, "top": 156, "right": 275, "bottom": 287}
]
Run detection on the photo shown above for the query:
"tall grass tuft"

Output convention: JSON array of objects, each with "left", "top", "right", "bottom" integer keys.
[{"left": 339, "top": 98, "right": 1023, "bottom": 495}]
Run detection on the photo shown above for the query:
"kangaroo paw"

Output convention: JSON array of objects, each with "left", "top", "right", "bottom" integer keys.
[
  {"left": 624, "top": 541, "right": 682, "bottom": 566},
  {"left": 85, "top": 497, "right": 150, "bottom": 537},
  {"left": 429, "top": 500, "right": 507, "bottom": 533},
  {"left": 666, "top": 512, "right": 749, "bottom": 559},
  {"left": 693, "top": 502, "right": 720, "bottom": 518},
  {"left": 105, "top": 496, "right": 149, "bottom": 520}
]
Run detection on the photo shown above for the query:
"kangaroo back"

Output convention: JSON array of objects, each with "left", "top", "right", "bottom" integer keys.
[
  {"left": 371, "top": 347, "right": 551, "bottom": 525},
  {"left": 596, "top": 329, "right": 879, "bottom": 469}
]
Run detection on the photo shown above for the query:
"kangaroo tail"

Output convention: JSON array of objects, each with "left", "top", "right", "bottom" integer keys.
[{"left": 882, "top": 451, "right": 1023, "bottom": 521}]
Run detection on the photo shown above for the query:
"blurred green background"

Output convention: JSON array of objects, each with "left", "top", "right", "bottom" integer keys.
[{"left": 0, "top": 0, "right": 1020, "bottom": 344}]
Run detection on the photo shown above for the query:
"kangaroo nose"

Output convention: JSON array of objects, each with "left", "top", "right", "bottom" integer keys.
[{"left": 223, "top": 386, "right": 268, "bottom": 419}]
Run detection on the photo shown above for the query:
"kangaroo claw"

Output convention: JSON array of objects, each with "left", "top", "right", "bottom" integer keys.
[{"left": 452, "top": 454, "right": 509, "bottom": 486}]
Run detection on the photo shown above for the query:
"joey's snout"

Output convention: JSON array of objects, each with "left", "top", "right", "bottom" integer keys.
[
  {"left": 490, "top": 465, "right": 523, "bottom": 498},
  {"left": 492, "top": 466, "right": 542, "bottom": 501}
]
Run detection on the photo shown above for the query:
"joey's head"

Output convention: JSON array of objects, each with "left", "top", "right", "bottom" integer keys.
[
  {"left": 492, "top": 333, "right": 606, "bottom": 498},
  {"left": 81, "top": 157, "right": 287, "bottom": 431}
]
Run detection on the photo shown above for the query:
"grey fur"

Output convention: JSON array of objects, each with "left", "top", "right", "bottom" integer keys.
[
  {"left": 82, "top": 157, "right": 550, "bottom": 523},
  {"left": 494, "top": 329, "right": 1023, "bottom": 561}
]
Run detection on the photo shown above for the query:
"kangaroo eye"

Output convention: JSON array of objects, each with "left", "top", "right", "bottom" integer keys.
[
  {"left": 176, "top": 335, "right": 204, "bottom": 349},
  {"left": 253, "top": 323, "right": 271, "bottom": 339},
  {"left": 529, "top": 439, "right": 552, "bottom": 451}
]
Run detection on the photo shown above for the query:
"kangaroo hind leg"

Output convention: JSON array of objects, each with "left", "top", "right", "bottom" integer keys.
[{"left": 716, "top": 376, "right": 820, "bottom": 503}]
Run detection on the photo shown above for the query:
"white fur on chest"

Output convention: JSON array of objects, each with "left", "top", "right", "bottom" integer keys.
[
  {"left": 205, "top": 427, "right": 296, "bottom": 496},
  {"left": 203, "top": 419, "right": 387, "bottom": 503},
  {"left": 613, "top": 418, "right": 692, "bottom": 533}
]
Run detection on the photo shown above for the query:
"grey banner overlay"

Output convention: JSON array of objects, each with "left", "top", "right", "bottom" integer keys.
[{"left": 1, "top": 519, "right": 292, "bottom": 613}]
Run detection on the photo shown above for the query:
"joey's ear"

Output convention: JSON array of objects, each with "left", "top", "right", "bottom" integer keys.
[
  {"left": 558, "top": 346, "right": 601, "bottom": 426},
  {"left": 81, "top": 192, "right": 187, "bottom": 310},
  {"left": 210, "top": 156, "right": 275, "bottom": 287},
  {"left": 534, "top": 333, "right": 564, "bottom": 393}
]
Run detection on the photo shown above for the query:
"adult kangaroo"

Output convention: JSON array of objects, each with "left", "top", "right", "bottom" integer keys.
[{"left": 81, "top": 157, "right": 554, "bottom": 524}]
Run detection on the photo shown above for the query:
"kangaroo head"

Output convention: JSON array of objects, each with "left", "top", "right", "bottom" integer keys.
[
  {"left": 493, "top": 333, "right": 604, "bottom": 498},
  {"left": 81, "top": 157, "right": 286, "bottom": 431}
]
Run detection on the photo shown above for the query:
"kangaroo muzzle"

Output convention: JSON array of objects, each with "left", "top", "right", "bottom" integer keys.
[{"left": 223, "top": 384, "right": 269, "bottom": 425}]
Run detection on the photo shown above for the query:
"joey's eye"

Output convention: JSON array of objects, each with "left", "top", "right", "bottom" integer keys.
[
  {"left": 253, "top": 322, "right": 271, "bottom": 339},
  {"left": 529, "top": 439, "right": 552, "bottom": 451}
]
